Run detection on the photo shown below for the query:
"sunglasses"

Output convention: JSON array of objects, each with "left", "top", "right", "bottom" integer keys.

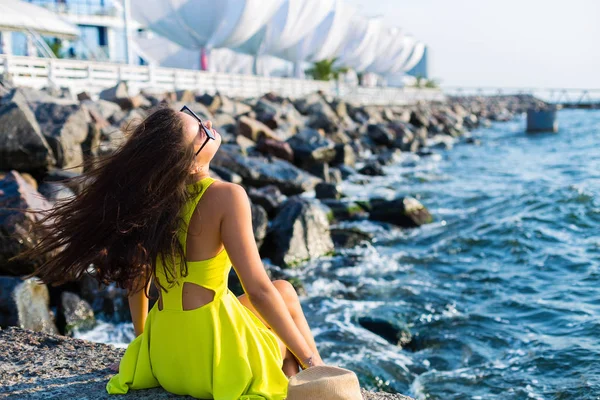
[{"left": 180, "top": 105, "right": 216, "bottom": 156}]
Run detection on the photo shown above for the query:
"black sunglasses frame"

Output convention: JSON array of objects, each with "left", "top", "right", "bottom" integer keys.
[{"left": 181, "top": 105, "right": 216, "bottom": 156}]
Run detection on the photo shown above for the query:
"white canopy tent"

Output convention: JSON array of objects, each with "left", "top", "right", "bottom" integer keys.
[
  {"left": 277, "top": 0, "right": 355, "bottom": 63},
  {"left": 130, "top": 0, "right": 283, "bottom": 50},
  {"left": 399, "top": 41, "right": 426, "bottom": 72},
  {"left": 334, "top": 16, "right": 382, "bottom": 72},
  {"left": 0, "top": 0, "right": 78, "bottom": 39},
  {"left": 364, "top": 27, "right": 405, "bottom": 75}
]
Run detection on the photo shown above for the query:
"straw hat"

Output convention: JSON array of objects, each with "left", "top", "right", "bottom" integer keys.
[{"left": 286, "top": 365, "right": 363, "bottom": 400}]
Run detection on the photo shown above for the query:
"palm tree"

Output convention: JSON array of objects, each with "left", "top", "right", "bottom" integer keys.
[{"left": 305, "top": 58, "right": 349, "bottom": 81}]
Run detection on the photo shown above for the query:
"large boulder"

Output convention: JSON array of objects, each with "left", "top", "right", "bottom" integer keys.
[
  {"left": 254, "top": 97, "right": 303, "bottom": 133},
  {"left": 368, "top": 197, "right": 433, "bottom": 227},
  {"left": 0, "top": 92, "right": 55, "bottom": 172},
  {"left": 261, "top": 197, "right": 334, "bottom": 268},
  {"left": 80, "top": 99, "right": 121, "bottom": 122},
  {"left": 98, "top": 82, "right": 149, "bottom": 110},
  {"left": 0, "top": 276, "right": 58, "bottom": 334},
  {"left": 0, "top": 171, "right": 53, "bottom": 276},
  {"left": 56, "top": 291, "right": 95, "bottom": 336},
  {"left": 237, "top": 115, "right": 282, "bottom": 142},
  {"left": 367, "top": 124, "right": 395, "bottom": 146},
  {"left": 212, "top": 146, "right": 321, "bottom": 195},
  {"left": 250, "top": 202, "right": 268, "bottom": 249},
  {"left": 356, "top": 308, "right": 412, "bottom": 347},
  {"left": 286, "top": 128, "right": 336, "bottom": 169},
  {"left": 256, "top": 137, "right": 294, "bottom": 162},
  {"left": 32, "top": 102, "right": 90, "bottom": 172},
  {"left": 247, "top": 185, "right": 285, "bottom": 218}
]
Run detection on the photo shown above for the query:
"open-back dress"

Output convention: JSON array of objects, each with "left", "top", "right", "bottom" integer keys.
[{"left": 106, "top": 177, "right": 289, "bottom": 399}]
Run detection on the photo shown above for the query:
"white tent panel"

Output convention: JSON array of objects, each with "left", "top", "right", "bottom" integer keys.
[
  {"left": 384, "top": 35, "right": 417, "bottom": 75},
  {"left": 334, "top": 17, "right": 382, "bottom": 72},
  {"left": 278, "top": 0, "right": 355, "bottom": 63},
  {"left": 400, "top": 41, "right": 426, "bottom": 72},
  {"left": 0, "top": 0, "right": 78, "bottom": 39},
  {"left": 365, "top": 28, "right": 406, "bottom": 75},
  {"left": 130, "top": 0, "right": 282, "bottom": 50}
]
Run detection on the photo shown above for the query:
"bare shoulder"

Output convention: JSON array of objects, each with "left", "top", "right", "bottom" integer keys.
[{"left": 204, "top": 180, "right": 249, "bottom": 210}]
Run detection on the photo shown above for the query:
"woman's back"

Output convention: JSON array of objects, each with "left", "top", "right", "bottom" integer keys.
[{"left": 106, "top": 177, "right": 289, "bottom": 399}]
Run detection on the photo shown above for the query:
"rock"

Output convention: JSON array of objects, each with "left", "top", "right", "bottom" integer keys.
[
  {"left": 409, "top": 110, "right": 430, "bottom": 128},
  {"left": 0, "top": 92, "right": 55, "bottom": 172},
  {"left": 32, "top": 102, "right": 90, "bottom": 172},
  {"left": 256, "top": 137, "right": 294, "bottom": 162},
  {"left": 358, "top": 161, "right": 385, "bottom": 176},
  {"left": 209, "top": 165, "right": 243, "bottom": 184},
  {"left": 338, "top": 165, "right": 358, "bottom": 179},
  {"left": 321, "top": 199, "right": 368, "bottom": 221},
  {"left": 0, "top": 171, "right": 54, "bottom": 276},
  {"left": 211, "top": 111, "right": 236, "bottom": 132},
  {"left": 247, "top": 185, "right": 285, "bottom": 218},
  {"left": 389, "top": 122, "right": 417, "bottom": 152},
  {"left": 286, "top": 128, "right": 336, "bottom": 169},
  {"left": 368, "top": 197, "right": 433, "bottom": 228},
  {"left": 377, "top": 149, "right": 402, "bottom": 166},
  {"left": 333, "top": 143, "right": 356, "bottom": 167},
  {"left": 81, "top": 99, "right": 122, "bottom": 122},
  {"left": 328, "top": 167, "right": 343, "bottom": 185},
  {"left": 261, "top": 197, "right": 334, "bottom": 268},
  {"left": 250, "top": 202, "right": 268, "bottom": 249},
  {"left": 98, "top": 82, "right": 147, "bottom": 110},
  {"left": 367, "top": 124, "right": 395, "bottom": 146},
  {"left": 77, "top": 91, "right": 92, "bottom": 101},
  {"left": 254, "top": 97, "right": 303, "bottom": 134},
  {"left": 218, "top": 95, "right": 252, "bottom": 117},
  {"left": 0, "top": 276, "right": 58, "bottom": 334},
  {"left": 315, "top": 182, "right": 341, "bottom": 200},
  {"left": 237, "top": 115, "right": 282, "bottom": 142},
  {"left": 212, "top": 149, "right": 320, "bottom": 195},
  {"left": 174, "top": 89, "right": 195, "bottom": 103},
  {"left": 330, "top": 226, "right": 374, "bottom": 248},
  {"left": 357, "top": 309, "right": 412, "bottom": 347},
  {"left": 57, "top": 291, "right": 95, "bottom": 336},
  {"left": 42, "top": 169, "right": 85, "bottom": 195}
]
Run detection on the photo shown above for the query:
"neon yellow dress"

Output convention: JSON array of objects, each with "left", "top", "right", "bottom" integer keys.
[{"left": 106, "top": 177, "right": 288, "bottom": 399}]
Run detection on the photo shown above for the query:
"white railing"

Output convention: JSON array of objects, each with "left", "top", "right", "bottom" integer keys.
[{"left": 0, "top": 55, "right": 445, "bottom": 106}]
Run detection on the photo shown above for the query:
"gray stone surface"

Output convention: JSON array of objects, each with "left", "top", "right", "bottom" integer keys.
[{"left": 0, "top": 327, "right": 412, "bottom": 399}]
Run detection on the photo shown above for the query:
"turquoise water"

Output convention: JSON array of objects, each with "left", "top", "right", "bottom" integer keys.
[
  {"left": 78, "top": 110, "right": 600, "bottom": 399},
  {"left": 301, "top": 110, "right": 600, "bottom": 399}
]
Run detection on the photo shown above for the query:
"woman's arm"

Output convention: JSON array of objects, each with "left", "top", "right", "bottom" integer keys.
[
  {"left": 128, "top": 276, "right": 151, "bottom": 337},
  {"left": 219, "top": 184, "right": 314, "bottom": 365}
]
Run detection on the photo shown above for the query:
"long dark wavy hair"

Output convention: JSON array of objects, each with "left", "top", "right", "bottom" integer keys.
[{"left": 18, "top": 105, "right": 199, "bottom": 296}]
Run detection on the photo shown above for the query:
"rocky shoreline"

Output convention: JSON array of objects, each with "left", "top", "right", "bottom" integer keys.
[
  {"left": 0, "top": 326, "right": 413, "bottom": 399},
  {"left": 0, "top": 78, "right": 545, "bottom": 398}
]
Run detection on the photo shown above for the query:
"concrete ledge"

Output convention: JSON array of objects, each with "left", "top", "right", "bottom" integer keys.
[{"left": 0, "top": 327, "right": 413, "bottom": 399}]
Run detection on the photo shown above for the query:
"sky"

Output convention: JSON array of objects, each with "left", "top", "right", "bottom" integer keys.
[{"left": 347, "top": 0, "right": 600, "bottom": 89}]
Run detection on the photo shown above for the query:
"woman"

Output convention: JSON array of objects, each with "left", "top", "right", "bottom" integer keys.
[{"left": 21, "top": 105, "right": 324, "bottom": 399}]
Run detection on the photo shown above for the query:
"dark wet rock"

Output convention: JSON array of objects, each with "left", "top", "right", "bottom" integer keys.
[
  {"left": 250, "top": 202, "right": 268, "bottom": 249},
  {"left": 42, "top": 169, "right": 85, "bottom": 195},
  {"left": 209, "top": 165, "right": 243, "bottom": 184},
  {"left": 0, "top": 171, "right": 54, "bottom": 276},
  {"left": 321, "top": 199, "right": 368, "bottom": 222},
  {"left": 389, "top": 122, "right": 417, "bottom": 151},
  {"left": 32, "top": 102, "right": 90, "bottom": 172},
  {"left": 377, "top": 149, "right": 402, "bottom": 166},
  {"left": 261, "top": 197, "right": 334, "bottom": 268},
  {"left": 0, "top": 276, "right": 58, "bottom": 333},
  {"left": 339, "top": 164, "right": 358, "bottom": 179},
  {"left": 256, "top": 137, "right": 294, "bottom": 162},
  {"left": 247, "top": 185, "right": 285, "bottom": 218},
  {"left": 330, "top": 226, "right": 374, "bottom": 248},
  {"left": 315, "top": 182, "right": 341, "bottom": 200},
  {"left": 367, "top": 124, "right": 395, "bottom": 146},
  {"left": 358, "top": 161, "right": 385, "bottom": 176},
  {"left": 332, "top": 143, "right": 356, "bottom": 168},
  {"left": 346, "top": 103, "right": 370, "bottom": 124},
  {"left": 254, "top": 97, "right": 303, "bottom": 134},
  {"left": 357, "top": 310, "right": 412, "bottom": 347},
  {"left": 57, "top": 291, "right": 95, "bottom": 336},
  {"left": 212, "top": 149, "right": 320, "bottom": 195},
  {"left": 78, "top": 276, "right": 131, "bottom": 323},
  {"left": 328, "top": 167, "right": 343, "bottom": 184},
  {"left": 368, "top": 197, "right": 433, "bottom": 228},
  {"left": 0, "top": 92, "right": 56, "bottom": 172},
  {"left": 409, "top": 110, "right": 430, "bottom": 128},
  {"left": 307, "top": 162, "right": 331, "bottom": 182},
  {"left": 286, "top": 128, "right": 336, "bottom": 169}
]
